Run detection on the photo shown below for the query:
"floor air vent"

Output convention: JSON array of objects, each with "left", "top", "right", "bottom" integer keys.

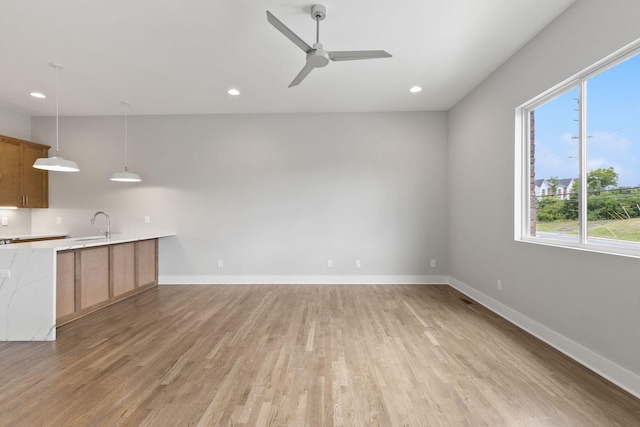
[{"left": 460, "top": 298, "right": 473, "bottom": 305}]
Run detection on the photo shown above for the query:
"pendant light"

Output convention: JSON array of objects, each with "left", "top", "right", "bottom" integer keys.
[
  {"left": 33, "top": 63, "right": 80, "bottom": 172},
  {"left": 110, "top": 101, "right": 141, "bottom": 182}
]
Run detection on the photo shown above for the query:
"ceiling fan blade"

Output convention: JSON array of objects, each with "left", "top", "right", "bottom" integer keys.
[
  {"left": 267, "top": 11, "right": 313, "bottom": 53},
  {"left": 289, "top": 64, "right": 315, "bottom": 87},
  {"left": 328, "top": 50, "right": 392, "bottom": 61}
]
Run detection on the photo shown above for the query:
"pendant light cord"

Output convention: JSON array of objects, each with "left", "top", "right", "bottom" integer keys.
[
  {"left": 110, "top": 100, "right": 139, "bottom": 181},
  {"left": 34, "top": 62, "right": 79, "bottom": 172},
  {"left": 54, "top": 64, "right": 60, "bottom": 155},
  {"left": 122, "top": 101, "right": 131, "bottom": 171}
]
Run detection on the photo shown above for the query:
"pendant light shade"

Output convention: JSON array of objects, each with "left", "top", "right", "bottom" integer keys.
[
  {"left": 33, "top": 63, "right": 79, "bottom": 173},
  {"left": 111, "top": 170, "right": 141, "bottom": 182},
  {"left": 111, "top": 101, "right": 141, "bottom": 182},
  {"left": 33, "top": 156, "right": 80, "bottom": 172}
]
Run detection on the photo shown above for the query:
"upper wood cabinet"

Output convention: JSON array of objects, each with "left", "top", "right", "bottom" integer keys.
[
  {"left": 0, "top": 138, "right": 21, "bottom": 206},
  {"left": 0, "top": 134, "right": 49, "bottom": 208}
]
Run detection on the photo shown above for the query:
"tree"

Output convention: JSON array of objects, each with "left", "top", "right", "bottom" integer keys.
[
  {"left": 559, "top": 168, "right": 620, "bottom": 221},
  {"left": 548, "top": 176, "right": 560, "bottom": 197},
  {"left": 569, "top": 167, "right": 619, "bottom": 196},
  {"left": 536, "top": 197, "right": 567, "bottom": 221},
  {"left": 587, "top": 167, "right": 618, "bottom": 194}
]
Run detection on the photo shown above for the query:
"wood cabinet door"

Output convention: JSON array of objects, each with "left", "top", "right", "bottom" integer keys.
[
  {"left": 136, "top": 239, "right": 157, "bottom": 287},
  {"left": 111, "top": 243, "right": 136, "bottom": 296},
  {"left": 0, "top": 139, "right": 23, "bottom": 207},
  {"left": 56, "top": 251, "right": 76, "bottom": 320},
  {"left": 22, "top": 144, "right": 49, "bottom": 208},
  {"left": 79, "top": 247, "right": 110, "bottom": 309}
]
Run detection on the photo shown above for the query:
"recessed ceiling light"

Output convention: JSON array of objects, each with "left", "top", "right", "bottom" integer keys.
[
  {"left": 227, "top": 88, "right": 240, "bottom": 96},
  {"left": 409, "top": 86, "right": 422, "bottom": 93},
  {"left": 30, "top": 92, "right": 46, "bottom": 98}
]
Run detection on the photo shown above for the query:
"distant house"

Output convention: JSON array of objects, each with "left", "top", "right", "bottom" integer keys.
[{"left": 535, "top": 178, "right": 575, "bottom": 200}]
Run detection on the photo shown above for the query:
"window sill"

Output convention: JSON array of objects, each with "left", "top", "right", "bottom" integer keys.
[{"left": 517, "top": 234, "right": 640, "bottom": 259}]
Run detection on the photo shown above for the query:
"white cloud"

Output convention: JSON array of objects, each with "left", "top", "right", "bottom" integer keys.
[
  {"left": 588, "top": 130, "right": 630, "bottom": 153},
  {"left": 587, "top": 157, "right": 618, "bottom": 170},
  {"left": 535, "top": 130, "right": 639, "bottom": 184},
  {"left": 535, "top": 135, "right": 578, "bottom": 179},
  {"left": 586, "top": 158, "right": 639, "bottom": 187},
  {"left": 561, "top": 132, "right": 577, "bottom": 144}
]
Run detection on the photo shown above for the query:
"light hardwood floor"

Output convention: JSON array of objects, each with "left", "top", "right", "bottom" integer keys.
[{"left": 0, "top": 285, "right": 639, "bottom": 426}]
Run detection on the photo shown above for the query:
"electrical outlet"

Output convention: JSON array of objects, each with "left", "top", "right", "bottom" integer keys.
[
  {"left": 497, "top": 280, "right": 503, "bottom": 291},
  {"left": 355, "top": 260, "right": 361, "bottom": 268},
  {"left": 327, "top": 259, "right": 333, "bottom": 268},
  {"left": 217, "top": 260, "right": 223, "bottom": 268},
  {"left": 144, "top": 216, "right": 151, "bottom": 224},
  {"left": 56, "top": 217, "right": 62, "bottom": 225},
  {"left": 0, "top": 270, "right": 10, "bottom": 278},
  {"left": 430, "top": 259, "right": 436, "bottom": 268},
  {"left": 1, "top": 217, "right": 7, "bottom": 226}
]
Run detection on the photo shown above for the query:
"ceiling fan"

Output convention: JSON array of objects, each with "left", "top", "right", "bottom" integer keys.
[{"left": 266, "top": 4, "right": 392, "bottom": 87}]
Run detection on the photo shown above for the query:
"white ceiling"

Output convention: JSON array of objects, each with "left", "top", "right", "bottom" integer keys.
[{"left": 0, "top": 0, "right": 575, "bottom": 117}]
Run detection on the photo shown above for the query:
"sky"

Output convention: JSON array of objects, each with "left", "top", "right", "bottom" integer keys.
[{"left": 534, "top": 52, "right": 640, "bottom": 187}]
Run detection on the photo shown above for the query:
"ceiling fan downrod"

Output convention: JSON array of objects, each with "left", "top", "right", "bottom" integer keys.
[{"left": 312, "top": 4, "right": 326, "bottom": 44}]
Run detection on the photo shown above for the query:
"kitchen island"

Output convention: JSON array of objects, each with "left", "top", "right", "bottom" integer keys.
[{"left": 0, "top": 232, "right": 174, "bottom": 341}]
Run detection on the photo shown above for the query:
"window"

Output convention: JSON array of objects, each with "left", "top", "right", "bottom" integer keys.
[{"left": 518, "top": 40, "right": 640, "bottom": 256}]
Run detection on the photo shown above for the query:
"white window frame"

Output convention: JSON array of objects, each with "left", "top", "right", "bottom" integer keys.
[{"left": 515, "top": 38, "right": 640, "bottom": 258}]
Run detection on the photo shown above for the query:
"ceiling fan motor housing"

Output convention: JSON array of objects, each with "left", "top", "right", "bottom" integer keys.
[
  {"left": 307, "top": 43, "right": 330, "bottom": 67},
  {"left": 311, "top": 4, "right": 326, "bottom": 20}
]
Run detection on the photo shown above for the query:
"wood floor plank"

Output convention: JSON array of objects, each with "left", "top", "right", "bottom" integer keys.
[{"left": 0, "top": 284, "right": 639, "bottom": 426}]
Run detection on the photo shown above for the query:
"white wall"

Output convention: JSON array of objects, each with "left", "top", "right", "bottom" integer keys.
[
  {"left": 31, "top": 112, "right": 448, "bottom": 284},
  {"left": 0, "top": 106, "right": 31, "bottom": 140},
  {"left": 448, "top": 0, "right": 640, "bottom": 396},
  {"left": 0, "top": 107, "right": 32, "bottom": 235}
]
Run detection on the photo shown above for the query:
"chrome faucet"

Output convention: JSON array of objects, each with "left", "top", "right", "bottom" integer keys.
[{"left": 90, "top": 211, "right": 111, "bottom": 239}]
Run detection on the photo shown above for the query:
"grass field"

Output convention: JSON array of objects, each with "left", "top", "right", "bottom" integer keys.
[
  {"left": 537, "top": 218, "right": 640, "bottom": 242},
  {"left": 536, "top": 220, "right": 579, "bottom": 233}
]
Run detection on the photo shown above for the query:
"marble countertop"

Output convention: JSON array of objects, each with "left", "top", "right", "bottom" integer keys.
[{"left": 1, "top": 232, "right": 176, "bottom": 251}]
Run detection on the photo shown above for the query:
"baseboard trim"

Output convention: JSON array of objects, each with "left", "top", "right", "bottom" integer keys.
[
  {"left": 159, "top": 275, "right": 449, "bottom": 285},
  {"left": 448, "top": 276, "right": 640, "bottom": 399}
]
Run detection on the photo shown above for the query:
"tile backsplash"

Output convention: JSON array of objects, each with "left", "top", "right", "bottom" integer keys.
[{"left": 0, "top": 209, "right": 31, "bottom": 236}]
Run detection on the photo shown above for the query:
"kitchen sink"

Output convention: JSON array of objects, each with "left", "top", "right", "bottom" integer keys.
[{"left": 67, "top": 236, "right": 106, "bottom": 242}]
